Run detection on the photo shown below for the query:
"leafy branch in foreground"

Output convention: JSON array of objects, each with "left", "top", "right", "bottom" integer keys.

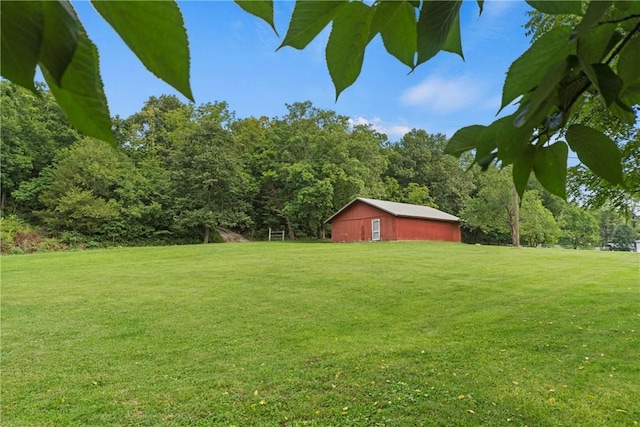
[
  {"left": 243, "top": 0, "right": 638, "bottom": 200},
  {"left": 1, "top": 0, "right": 193, "bottom": 144},
  {"left": 1, "top": 0, "right": 638, "bottom": 201},
  {"left": 444, "top": 1, "right": 640, "bottom": 199}
]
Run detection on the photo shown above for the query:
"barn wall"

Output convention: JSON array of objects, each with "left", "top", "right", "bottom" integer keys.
[
  {"left": 329, "top": 202, "right": 396, "bottom": 242},
  {"left": 395, "top": 217, "right": 461, "bottom": 242},
  {"left": 329, "top": 200, "right": 462, "bottom": 243}
]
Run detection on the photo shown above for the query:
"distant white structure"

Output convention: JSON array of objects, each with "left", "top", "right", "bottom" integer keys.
[{"left": 268, "top": 228, "right": 285, "bottom": 241}]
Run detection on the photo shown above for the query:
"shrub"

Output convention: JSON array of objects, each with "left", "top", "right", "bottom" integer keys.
[
  {"left": 0, "top": 215, "right": 48, "bottom": 254},
  {"left": 611, "top": 224, "right": 637, "bottom": 251}
]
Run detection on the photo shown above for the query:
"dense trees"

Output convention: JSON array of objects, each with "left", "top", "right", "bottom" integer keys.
[
  {"left": 459, "top": 167, "right": 561, "bottom": 247},
  {"left": 38, "top": 138, "right": 129, "bottom": 235},
  {"left": 1, "top": 80, "right": 638, "bottom": 252},
  {"left": 558, "top": 204, "right": 600, "bottom": 249},
  {"left": 0, "top": 82, "right": 79, "bottom": 211},
  {"left": 241, "top": 101, "right": 390, "bottom": 240},
  {"left": 2, "top": 2, "right": 638, "bottom": 255},
  {"left": 2, "top": 1, "right": 639, "bottom": 241},
  {"left": 611, "top": 223, "right": 637, "bottom": 251},
  {"left": 170, "top": 108, "right": 254, "bottom": 243},
  {"left": 385, "top": 130, "right": 474, "bottom": 214}
]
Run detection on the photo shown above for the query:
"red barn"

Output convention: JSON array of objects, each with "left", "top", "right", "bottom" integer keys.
[{"left": 326, "top": 197, "right": 461, "bottom": 243}]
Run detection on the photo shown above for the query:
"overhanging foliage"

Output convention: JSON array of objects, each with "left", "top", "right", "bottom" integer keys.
[{"left": 1, "top": 0, "right": 638, "bottom": 200}]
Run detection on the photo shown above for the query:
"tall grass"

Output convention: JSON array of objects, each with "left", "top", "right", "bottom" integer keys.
[{"left": 2, "top": 242, "right": 638, "bottom": 426}]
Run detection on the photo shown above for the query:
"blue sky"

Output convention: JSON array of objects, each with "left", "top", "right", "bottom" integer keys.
[{"left": 73, "top": 0, "right": 534, "bottom": 142}]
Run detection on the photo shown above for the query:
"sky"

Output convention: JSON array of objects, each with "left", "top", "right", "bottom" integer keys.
[{"left": 72, "top": 0, "right": 534, "bottom": 142}]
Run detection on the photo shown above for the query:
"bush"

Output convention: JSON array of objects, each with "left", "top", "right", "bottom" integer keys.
[
  {"left": 38, "top": 238, "right": 64, "bottom": 252},
  {"left": 0, "top": 215, "right": 48, "bottom": 254},
  {"left": 611, "top": 224, "right": 637, "bottom": 251},
  {"left": 58, "top": 231, "right": 89, "bottom": 248}
]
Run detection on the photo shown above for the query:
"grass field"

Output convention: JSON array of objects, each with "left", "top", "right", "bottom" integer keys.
[{"left": 1, "top": 241, "right": 638, "bottom": 426}]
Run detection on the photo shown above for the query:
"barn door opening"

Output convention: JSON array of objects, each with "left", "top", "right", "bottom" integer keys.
[{"left": 372, "top": 218, "right": 381, "bottom": 241}]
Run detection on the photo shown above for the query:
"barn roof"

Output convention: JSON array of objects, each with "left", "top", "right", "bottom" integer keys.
[{"left": 325, "top": 197, "right": 460, "bottom": 223}]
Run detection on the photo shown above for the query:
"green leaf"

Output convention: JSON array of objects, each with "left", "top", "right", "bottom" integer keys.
[
  {"left": 621, "top": 17, "right": 640, "bottom": 33},
  {"left": 609, "top": 99, "right": 636, "bottom": 125},
  {"left": 582, "top": 63, "right": 622, "bottom": 106},
  {"left": 496, "top": 115, "right": 535, "bottom": 165},
  {"left": 620, "top": 89, "right": 640, "bottom": 108},
  {"left": 91, "top": 1, "right": 193, "bottom": 101},
  {"left": 476, "top": 0, "right": 484, "bottom": 15},
  {"left": 476, "top": 117, "right": 511, "bottom": 160},
  {"left": 617, "top": 34, "right": 640, "bottom": 82},
  {"left": 442, "top": 11, "right": 463, "bottom": 59},
  {"left": 0, "top": 1, "right": 44, "bottom": 91},
  {"left": 603, "top": 30, "right": 624, "bottom": 59},
  {"left": 475, "top": 121, "right": 502, "bottom": 164},
  {"left": 326, "top": 1, "right": 373, "bottom": 100},
  {"left": 558, "top": 70, "right": 589, "bottom": 110},
  {"left": 371, "top": 1, "right": 417, "bottom": 68},
  {"left": 574, "top": 1, "right": 611, "bottom": 36},
  {"left": 501, "top": 27, "right": 574, "bottom": 110},
  {"left": 42, "top": 31, "right": 114, "bottom": 144},
  {"left": 416, "top": 0, "right": 462, "bottom": 65},
  {"left": 617, "top": 33, "right": 640, "bottom": 102},
  {"left": 234, "top": 0, "right": 277, "bottom": 34},
  {"left": 614, "top": 0, "right": 640, "bottom": 14},
  {"left": 566, "top": 124, "right": 622, "bottom": 184},
  {"left": 533, "top": 141, "right": 568, "bottom": 198},
  {"left": 477, "top": 152, "right": 497, "bottom": 171},
  {"left": 444, "top": 125, "right": 486, "bottom": 156},
  {"left": 518, "top": 59, "right": 568, "bottom": 128},
  {"left": 512, "top": 144, "right": 535, "bottom": 201},
  {"left": 40, "top": 1, "right": 79, "bottom": 85},
  {"left": 576, "top": 24, "right": 616, "bottom": 65},
  {"left": 525, "top": 0, "right": 583, "bottom": 15},
  {"left": 279, "top": 1, "right": 347, "bottom": 50}
]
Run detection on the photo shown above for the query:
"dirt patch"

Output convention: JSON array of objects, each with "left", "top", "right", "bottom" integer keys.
[{"left": 216, "top": 228, "right": 250, "bottom": 243}]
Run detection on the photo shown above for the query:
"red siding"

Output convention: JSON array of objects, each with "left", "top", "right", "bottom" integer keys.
[
  {"left": 396, "top": 217, "right": 460, "bottom": 242},
  {"left": 329, "top": 202, "right": 397, "bottom": 243},
  {"left": 328, "top": 200, "right": 461, "bottom": 243}
]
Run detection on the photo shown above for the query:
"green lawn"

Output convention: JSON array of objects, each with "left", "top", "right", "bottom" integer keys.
[{"left": 1, "top": 242, "right": 638, "bottom": 426}]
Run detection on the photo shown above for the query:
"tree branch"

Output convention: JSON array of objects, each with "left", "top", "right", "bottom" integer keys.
[
  {"left": 599, "top": 14, "right": 640, "bottom": 25},
  {"left": 535, "top": 16, "right": 640, "bottom": 146},
  {"left": 605, "top": 17, "right": 640, "bottom": 65}
]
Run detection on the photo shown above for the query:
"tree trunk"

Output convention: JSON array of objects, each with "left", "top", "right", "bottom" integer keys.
[
  {"left": 204, "top": 225, "right": 210, "bottom": 244},
  {"left": 511, "top": 186, "right": 520, "bottom": 247},
  {"left": 204, "top": 188, "right": 212, "bottom": 244},
  {"left": 286, "top": 218, "right": 295, "bottom": 240}
]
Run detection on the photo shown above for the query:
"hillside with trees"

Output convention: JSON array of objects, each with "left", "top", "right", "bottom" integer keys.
[
  {"left": 2, "top": 80, "right": 637, "bottom": 253},
  {"left": 2, "top": 1, "right": 639, "bottom": 252}
]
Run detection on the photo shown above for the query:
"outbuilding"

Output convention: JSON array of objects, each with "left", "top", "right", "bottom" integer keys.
[{"left": 325, "top": 197, "right": 461, "bottom": 243}]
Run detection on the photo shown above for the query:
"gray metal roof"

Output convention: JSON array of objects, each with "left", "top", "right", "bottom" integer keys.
[{"left": 326, "top": 197, "right": 460, "bottom": 223}]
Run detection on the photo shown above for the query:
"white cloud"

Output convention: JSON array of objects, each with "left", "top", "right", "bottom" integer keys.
[
  {"left": 400, "top": 75, "right": 485, "bottom": 113},
  {"left": 348, "top": 116, "right": 412, "bottom": 139}
]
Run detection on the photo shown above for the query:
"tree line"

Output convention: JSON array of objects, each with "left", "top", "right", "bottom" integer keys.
[{"left": 1, "top": 80, "right": 638, "bottom": 253}]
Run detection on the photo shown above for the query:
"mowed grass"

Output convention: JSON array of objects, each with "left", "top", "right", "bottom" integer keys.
[{"left": 1, "top": 242, "right": 638, "bottom": 426}]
